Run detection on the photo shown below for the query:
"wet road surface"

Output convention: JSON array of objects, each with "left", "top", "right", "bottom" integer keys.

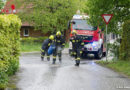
[{"left": 8, "top": 52, "right": 130, "bottom": 90}]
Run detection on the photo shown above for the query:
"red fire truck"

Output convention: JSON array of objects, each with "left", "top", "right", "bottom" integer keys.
[{"left": 68, "top": 15, "right": 106, "bottom": 59}]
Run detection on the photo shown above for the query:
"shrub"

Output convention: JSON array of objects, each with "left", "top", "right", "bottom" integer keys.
[
  {"left": 0, "top": 14, "right": 21, "bottom": 88},
  {"left": 108, "top": 40, "right": 120, "bottom": 60},
  {"left": 119, "top": 20, "right": 130, "bottom": 61},
  {"left": 0, "top": 61, "right": 9, "bottom": 88}
]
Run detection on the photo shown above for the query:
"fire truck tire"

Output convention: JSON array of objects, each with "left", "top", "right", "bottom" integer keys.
[
  {"left": 103, "top": 52, "right": 106, "bottom": 57},
  {"left": 81, "top": 52, "right": 87, "bottom": 58},
  {"left": 95, "top": 48, "right": 103, "bottom": 59}
]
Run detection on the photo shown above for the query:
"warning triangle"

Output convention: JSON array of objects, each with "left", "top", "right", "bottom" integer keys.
[{"left": 102, "top": 14, "right": 113, "bottom": 24}]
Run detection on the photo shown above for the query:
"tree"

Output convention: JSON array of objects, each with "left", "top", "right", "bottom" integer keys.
[
  {"left": 119, "top": 20, "right": 130, "bottom": 61},
  {"left": 84, "top": 0, "right": 130, "bottom": 34},
  {"left": 0, "top": 0, "right": 4, "bottom": 9},
  {"left": 15, "top": 0, "right": 80, "bottom": 34}
]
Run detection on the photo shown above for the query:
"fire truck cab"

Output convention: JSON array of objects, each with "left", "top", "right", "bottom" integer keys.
[{"left": 68, "top": 14, "right": 106, "bottom": 59}]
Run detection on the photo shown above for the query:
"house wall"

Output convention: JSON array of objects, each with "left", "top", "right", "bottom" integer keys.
[{"left": 20, "top": 27, "right": 49, "bottom": 38}]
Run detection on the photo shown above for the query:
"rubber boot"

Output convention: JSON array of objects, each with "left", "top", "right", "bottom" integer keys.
[
  {"left": 59, "top": 57, "right": 62, "bottom": 63},
  {"left": 75, "top": 60, "right": 77, "bottom": 66},
  {"left": 77, "top": 60, "right": 80, "bottom": 66},
  {"left": 53, "top": 59, "right": 56, "bottom": 64},
  {"left": 77, "top": 63, "right": 79, "bottom": 66},
  {"left": 41, "top": 57, "right": 44, "bottom": 61},
  {"left": 75, "top": 60, "right": 79, "bottom": 66},
  {"left": 47, "top": 57, "right": 50, "bottom": 61}
]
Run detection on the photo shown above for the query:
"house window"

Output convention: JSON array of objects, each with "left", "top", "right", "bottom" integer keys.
[{"left": 24, "top": 28, "right": 29, "bottom": 36}]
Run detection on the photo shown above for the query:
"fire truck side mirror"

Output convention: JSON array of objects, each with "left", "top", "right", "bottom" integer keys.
[
  {"left": 67, "top": 21, "right": 76, "bottom": 31},
  {"left": 70, "top": 20, "right": 76, "bottom": 24},
  {"left": 72, "top": 21, "right": 76, "bottom": 24}
]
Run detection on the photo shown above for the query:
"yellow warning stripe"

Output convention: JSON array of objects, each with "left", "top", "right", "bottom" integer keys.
[
  {"left": 76, "top": 57, "right": 80, "bottom": 60},
  {"left": 41, "top": 49, "right": 44, "bottom": 52},
  {"left": 53, "top": 56, "right": 56, "bottom": 58}
]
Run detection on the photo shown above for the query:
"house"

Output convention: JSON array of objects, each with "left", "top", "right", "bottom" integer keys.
[{"left": 2, "top": 0, "right": 49, "bottom": 38}]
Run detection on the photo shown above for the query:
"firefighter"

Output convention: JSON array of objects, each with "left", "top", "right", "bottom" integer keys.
[
  {"left": 52, "top": 31, "right": 65, "bottom": 64},
  {"left": 70, "top": 30, "right": 84, "bottom": 66},
  {"left": 41, "top": 35, "right": 54, "bottom": 61}
]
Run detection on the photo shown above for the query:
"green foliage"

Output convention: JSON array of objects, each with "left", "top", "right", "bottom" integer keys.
[
  {"left": 65, "top": 42, "right": 69, "bottom": 48},
  {"left": 0, "top": 14, "right": 21, "bottom": 88},
  {"left": 119, "top": 20, "right": 130, "bottom": 61},
  {"left": 76, "top": 0, "right": 88, "bottom": 13},
  {"left": 16, "top": 0, "right": 79, "bottom": 34},
  {"left": 0, "top": 0, "right": 4, "bottom": 9},
  {"left": 21, "top": 37, "right": 48, "bottom": 43},
  {"left": 7, "top": 58, "right": 19, "bottom": 76},
  {"left": 84, "top": 0, "right": 130, "bottom": 34},
  {"left": 108, "top": 40, "right": 120, "bottom": 60},
  {"left": 0, "top": 61, "right": 9, "bottom": 88}
]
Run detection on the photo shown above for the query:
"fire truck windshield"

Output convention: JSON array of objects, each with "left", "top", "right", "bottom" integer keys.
[{"left": 72, "top": 19, "right": 97, "bottom": 30}]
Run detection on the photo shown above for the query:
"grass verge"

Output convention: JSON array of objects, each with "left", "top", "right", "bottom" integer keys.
[
  {"left": 20, "top": 42, "right": 42, "bottom": 52},
  {"left": 20, "top": 42, "right": 69, "bottom": 52},
  {"left": 65, "top": 42, "right": 69, "bottom": 48},
  {"left": 96, "top": 60, "right": 130, "bottom": 78}
]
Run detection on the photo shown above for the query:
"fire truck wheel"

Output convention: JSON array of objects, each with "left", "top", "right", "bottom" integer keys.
[
  {"left": 81, "top": 53, "right": 85, "bottom": 59},
  {"left": 103, "top": 52, "right": 106, "bottom": 57},
  {"left": 95, "top": 48, "right": 103, "bottom": 59}
]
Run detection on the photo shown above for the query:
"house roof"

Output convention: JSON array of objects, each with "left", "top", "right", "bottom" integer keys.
[
  {"left": 3, "top": 0, "right": 33, "bottom": 26},
  {"left": 22, "top": 22, "right": 33, "bottom": 27},
  {"left": 2, "top": 0, "right": 16, "bottom": 13}
]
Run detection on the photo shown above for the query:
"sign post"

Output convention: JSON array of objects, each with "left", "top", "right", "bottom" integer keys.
[
  {"left": 102, "top": 14, "right": 113, "bottom": 61},
  {"left": 11, "top": 4, "right": 16, "bottom": 14}
]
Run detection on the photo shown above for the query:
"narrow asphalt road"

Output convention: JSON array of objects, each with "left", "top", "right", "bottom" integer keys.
[{"left": 8, "top": 50, "right": 130, "bottom": 90}]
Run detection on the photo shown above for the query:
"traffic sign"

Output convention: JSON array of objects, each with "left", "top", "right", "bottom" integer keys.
[
  {"left": 102, "top": 14, "right": 113, "bottom": 24},
  {"left": 11, "top": 5, "right": 16, "bottom": 14},
  {"left": 11, "top": 5, "right": 15, "bottom": 10},
  {"left": 101, "top": 14, "right": 113, "bottom": 61}
]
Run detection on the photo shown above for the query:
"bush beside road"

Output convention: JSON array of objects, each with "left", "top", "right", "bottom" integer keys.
[
  {"left": 96, "top": 60, "right": 130, "bottom": 78},
  {"left": 0, "top": 15, "right": 21, "bottom": 88}
]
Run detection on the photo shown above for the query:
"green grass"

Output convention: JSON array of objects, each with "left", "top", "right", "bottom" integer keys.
[
  {"left": 20, "top": 42, "right": 42, "bottom": 52},
  {"left": 65, "top": 42, "right": 69, "bottom": 48},
  {"left": 96, "top": 60, "right": 130, "bottom": 77},
  {"left": 20, "top": 42, "right": 69, "bottom": 52}
]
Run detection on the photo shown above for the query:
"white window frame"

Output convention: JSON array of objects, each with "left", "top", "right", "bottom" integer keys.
[{"left": 23, "top": 28, "right": 29, "bottom": 36}]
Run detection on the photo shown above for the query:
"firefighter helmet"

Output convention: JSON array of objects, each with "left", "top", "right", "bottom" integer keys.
[
  {"left": 72, "top": 30, "right": 77, "bottom": 34},
  {"left": 56, "top": 31, "right": 61, "bottom": 36},
  {"left": 49, "top": 35, "right": 54, "bottom": 40}
]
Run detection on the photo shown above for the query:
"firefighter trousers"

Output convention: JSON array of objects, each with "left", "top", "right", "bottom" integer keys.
[
  {"left": 53, "top": 46, "right": 62, "bottom": 64},
  {"left": 72, "top": 49, "right": 82, "bottom": 66},
  {"left": 41, "top": 49, "right": 50, "bottom": 61}
]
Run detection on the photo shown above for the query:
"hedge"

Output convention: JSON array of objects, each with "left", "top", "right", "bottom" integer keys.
[
  {"left": 119, "top": 20, "right": 130, "bottom": 61},
  {"left": 20, "top": 36, "right": 48, "bottom": 43},
  {"left": 0, "top": 14, "right": 21, "bottom": 88}
]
